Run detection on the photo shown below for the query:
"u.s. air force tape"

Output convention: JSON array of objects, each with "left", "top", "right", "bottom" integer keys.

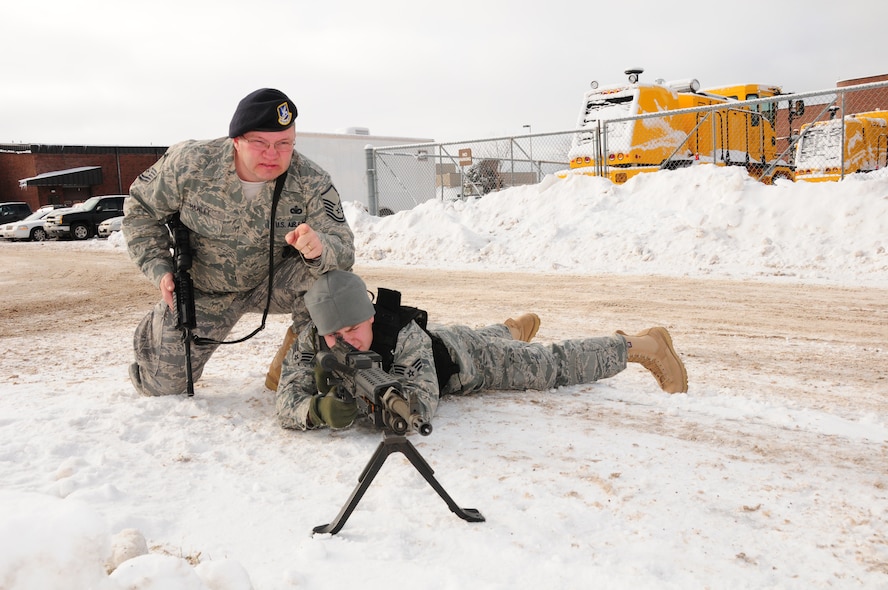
[
  {"left": 137, "top": 165, "right": 160, "bottom": 184},
  {"left": 321, "top": 185, "right": 346, "bottom": 222}
]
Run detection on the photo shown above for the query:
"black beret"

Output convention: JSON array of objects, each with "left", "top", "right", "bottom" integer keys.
[{"left": 228, "top": 88, "right": 297, "bottom": 138}]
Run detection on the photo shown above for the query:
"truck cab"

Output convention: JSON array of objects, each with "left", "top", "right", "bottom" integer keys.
[
  {"left": 795, "top": 111, "right": 888, "bottom": 181},
  {"left": 0, "top": 202, "right": 33, "bottom": 225},
  {"left": 564, "top": 74, "right": 791, "bottom": 184}
]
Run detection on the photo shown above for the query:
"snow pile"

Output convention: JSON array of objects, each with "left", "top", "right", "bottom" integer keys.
[{"left": 349, "top": 165, "right": 888, "bottom": 286}]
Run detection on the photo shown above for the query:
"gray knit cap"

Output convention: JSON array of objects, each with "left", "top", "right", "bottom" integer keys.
[{"left": 305, "top": 270, "right": 375, "bottom": 335}]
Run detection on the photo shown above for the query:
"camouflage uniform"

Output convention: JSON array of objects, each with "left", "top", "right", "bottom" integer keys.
[
  {"left": 124, "top": 137, "right": 355, "bottom": 396},
  {"left": 276, "top": 320, "right": 627, "bottom": 430}
]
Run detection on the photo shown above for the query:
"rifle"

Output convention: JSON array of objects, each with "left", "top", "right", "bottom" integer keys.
[
  {"left": 316, "top": 339, "right": 432, "bottom": 436},
  {"left": 313, "top": 339, "right": 484, "bottom": 535},
  {"left": 169, "top": 216, "right": 197, "bottom": 396}
]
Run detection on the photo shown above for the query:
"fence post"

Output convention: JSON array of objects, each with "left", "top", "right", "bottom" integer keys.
[
  {"left": 365, "top": 146, "right": 378, "bottom": 216},
  {"left": 840, "top": 91, "right": 846, "bottom": 181}
]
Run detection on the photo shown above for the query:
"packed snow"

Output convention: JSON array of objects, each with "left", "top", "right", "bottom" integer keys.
[
  {"left": 1, "top": 165, "right": 886, "bottom": 589},
  {"left": 351, "top": 166, "right": 887, "bottom": 287}
]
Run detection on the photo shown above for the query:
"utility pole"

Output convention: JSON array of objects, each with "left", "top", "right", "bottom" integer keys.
[{"left": 522, "top": 124, "right": 534, "bottom": 182}]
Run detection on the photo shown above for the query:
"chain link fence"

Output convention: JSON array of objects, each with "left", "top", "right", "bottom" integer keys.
[
  {"left": 367, "top": 79, "right": 888, "bottom": 215},
  {"left": 366, "top": 132, "right": 573, "bottom": 216}
]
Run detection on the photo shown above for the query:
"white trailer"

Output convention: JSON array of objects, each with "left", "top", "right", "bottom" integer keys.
[{"left": 295, "top": 128, "right": 433, "bottom": 214}]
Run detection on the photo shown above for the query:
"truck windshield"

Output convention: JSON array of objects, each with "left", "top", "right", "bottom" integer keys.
[
  {"left": 78, "top": 197, "right": 101, "bottom": 211},
  {"left": 582, "top": 95, "right": 634, "bottom": 123},
  {"left": 796, "top": 121, "right": 842, "bottom": 167},
  {"left": 573, "top": 92, "right": 635, "bottom": 154}
]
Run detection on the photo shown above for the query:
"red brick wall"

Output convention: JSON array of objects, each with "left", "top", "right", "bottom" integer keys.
[
  {"left": 773, "top": 74, "right": 888, "bottom": 155},
  {"left": 0, "top": 152, "right": 39, "bottom": 210},
  {"left": 0, "top": 147, "right": 166, "bottom": 209}
]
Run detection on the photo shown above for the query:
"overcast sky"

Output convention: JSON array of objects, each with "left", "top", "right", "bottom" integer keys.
[{"left": 2, "top": 0, "right": 886, "bottom": 147}]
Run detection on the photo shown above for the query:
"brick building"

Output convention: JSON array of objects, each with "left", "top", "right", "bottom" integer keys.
[
  {"left": 837, "top": 73, "right": 888, "bottom": 113},
  {"left": 0, "top": 144, "right": 167, "bottom": 210},
  {"left": 773, "top": 73, "right": 888, "bottom": 154}
]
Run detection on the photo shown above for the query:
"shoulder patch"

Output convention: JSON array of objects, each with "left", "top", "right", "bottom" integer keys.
[{"left": 321, "top": 185, "right": 346, "bottom": 222}]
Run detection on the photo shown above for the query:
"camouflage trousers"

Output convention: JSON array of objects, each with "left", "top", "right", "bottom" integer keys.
[
  {"left": 433, "top": 324, "right": 628, "bottom": 395},
  {"left": 129, "top": 258, "right": 315, "bottom": 396}
]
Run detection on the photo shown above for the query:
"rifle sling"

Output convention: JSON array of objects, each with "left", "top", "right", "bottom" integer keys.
[
  {"left": 369, "top": 287, "right": 459, "bottom": 391},
  {"left": 193, "top": 171, "right": 288, "bottom": 346}
]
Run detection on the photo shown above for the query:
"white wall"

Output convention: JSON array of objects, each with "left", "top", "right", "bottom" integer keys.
[{"left": 294, "top": 130, "right": 433, "bottom": 212}]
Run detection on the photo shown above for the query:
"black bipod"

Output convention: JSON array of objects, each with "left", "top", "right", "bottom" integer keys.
[{"left": 313, "top": 430, "right": 485, "bottom": 535}]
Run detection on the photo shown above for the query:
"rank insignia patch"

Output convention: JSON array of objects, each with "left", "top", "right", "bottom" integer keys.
[
  {"left": 322, "top": 185, "right": 346, "bottom": 222},
  {"left": 138, "top": 166, "right": 159, "bottom": 183},
  {"left": 392, "top": 359, "right": 425, "bottom": 379}
]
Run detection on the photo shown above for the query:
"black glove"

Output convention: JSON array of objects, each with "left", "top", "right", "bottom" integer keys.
[{"left": 309, "top": 394, "right": 357, "bottom": 429}]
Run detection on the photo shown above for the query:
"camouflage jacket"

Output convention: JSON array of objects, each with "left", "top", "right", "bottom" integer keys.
[
  {"left": 276, "top": 320, "right": 439, "bottom": 431},
  {"left": 123, "top": 137, "right": 354, "bottom": 291}
]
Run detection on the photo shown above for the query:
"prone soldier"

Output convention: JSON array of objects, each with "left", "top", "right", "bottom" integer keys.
[{"left": 275, "top": 270, "right": 688, "bottom": 432}]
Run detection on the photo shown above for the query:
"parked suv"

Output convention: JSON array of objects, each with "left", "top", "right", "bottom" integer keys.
[
  {"left": 44, "top": 195, "right": 127, "bottom": 240},
  {"left": 0, "top": 202, "right": 32, "bottom": 225}
]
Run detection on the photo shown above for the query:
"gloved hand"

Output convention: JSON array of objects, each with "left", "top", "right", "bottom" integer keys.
[{"left": 309, "top": 394, "right": 358, "bottom": 429}]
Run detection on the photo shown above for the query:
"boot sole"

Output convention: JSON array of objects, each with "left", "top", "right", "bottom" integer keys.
[
  {"left": 649, "top": 327, "right": 688, "bottom": 393},
  {"left": 526, "top": 314, "right": 541, "bottom": 342}
]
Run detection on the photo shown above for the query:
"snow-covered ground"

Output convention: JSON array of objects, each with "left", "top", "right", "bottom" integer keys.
[{"left": 1, "top": 165, "right": 886, "bottom": 589}]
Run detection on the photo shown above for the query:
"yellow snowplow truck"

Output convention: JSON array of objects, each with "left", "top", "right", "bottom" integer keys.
[
  {"left": 794, "top": 110, "right": 888, "bottom": 182},
  {"left": 562, "top": 69, "right": 794, "bottom": 184}
]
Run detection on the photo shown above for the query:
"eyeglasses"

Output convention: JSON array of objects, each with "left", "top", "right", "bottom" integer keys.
[{"left": 241, "top": 137, "right": 294, "bottom": 153}]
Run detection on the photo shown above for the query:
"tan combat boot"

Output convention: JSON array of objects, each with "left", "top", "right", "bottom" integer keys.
[
  {"left": 504, "top": 313, "right": 541, "bottom": 342},
  {"left": 265, "top": 326, "right": 298, "bottom": 391},
  {"left": 617, "top": 327, "right": 688, "bottom": 393}
]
